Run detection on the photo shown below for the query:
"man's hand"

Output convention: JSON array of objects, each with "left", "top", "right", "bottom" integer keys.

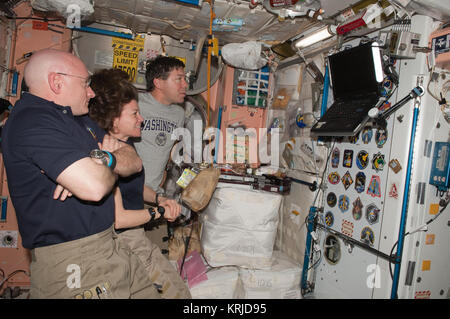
[
  {"left": 99, "top": 134, "right": 122, "bottom": 153},
  {"left": 53, "top": 184, "right": 73, "bottom": 201},
  {"left": 98, "top": 134, "right": 142, "bottom": 177}
]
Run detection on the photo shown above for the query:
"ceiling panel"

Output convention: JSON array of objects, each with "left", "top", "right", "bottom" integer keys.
[
  {"left": 37, "top": 0, "right": 450, "bottom": 49},
  {"left": 89, "top": 0, "right": 318, "bottom": 45}
]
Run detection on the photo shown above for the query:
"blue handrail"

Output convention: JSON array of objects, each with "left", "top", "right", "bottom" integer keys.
[
  {"left": 320, "top": 64, "right": 329, "bottom": 117},
  {"left": 300, "top": 206, "right": 317, "bottom": 292},
  {"left": 390, "top": 104, "right": 419, "bottom": 298},
  {"left": 70, "top": 26, "right": 134, "bottom": 39},
  {"left": 214, "top": 106, "right": 223, "bottom": 164}
]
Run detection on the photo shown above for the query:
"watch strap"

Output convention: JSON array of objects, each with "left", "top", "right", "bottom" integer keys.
[
  {"left": 102, "top": 150, "right": 116, "bottom": 171},
  {"left": 148, "top": 208, "right": 156, "bottom": 221}
]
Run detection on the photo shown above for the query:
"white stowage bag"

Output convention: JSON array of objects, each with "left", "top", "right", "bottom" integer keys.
[
  {"left": 200, "top": 184, "right": 282, "bottom": 269},
  {"left": 30, "top": 0, "right": 94, "bottom": 19},
  {"left": 190, "top": 266, "right": 241, "bottom": 299},
  {"left": 237, "top": 250, "right": 302, "bottom": 299},
  {"left": 221, "top": 41, "right": 268, "bottom": 70}
]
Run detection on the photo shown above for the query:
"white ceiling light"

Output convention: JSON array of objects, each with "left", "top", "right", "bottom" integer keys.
[
  {"left": 293, "top": 25, "right": 337, "bottom": 49},
  {"left": 371, "top": 41, "right": 384, "bottom": 83}
]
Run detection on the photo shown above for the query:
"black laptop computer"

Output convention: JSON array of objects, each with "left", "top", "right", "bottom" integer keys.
[{"left": 310, "top": 41, "right": 384, "bottom": 137}]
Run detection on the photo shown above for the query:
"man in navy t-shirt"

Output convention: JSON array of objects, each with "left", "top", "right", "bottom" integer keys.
[{"left": 1, "top": 49, "right": 159, "bottom": 299}]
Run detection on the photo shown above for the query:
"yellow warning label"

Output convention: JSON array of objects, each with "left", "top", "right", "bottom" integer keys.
[
  {"left": 429, "top": 203, "right": 440, "bottom": 215},
  {"left": 425, "top": 234, "right": 435, "bottom": 245},
  {"left": 111, "top": 34, "right": 145, "bottom": 52},
  {"left": 112, "top": 35, "right": 145, "bottom": 83},
  {"left": 113, "top": 50, "right": 139, "bottom": 82},
  {"left": 421, "top": 260, "right": 431, "bottom": 271}
]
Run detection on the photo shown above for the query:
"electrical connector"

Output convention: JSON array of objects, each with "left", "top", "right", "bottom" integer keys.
[
  {"left": 439, "top": 93, "right": 447, "bottom": 106},
  {"left": 313, "top": 243, "right": 321, "bottom": 252}
]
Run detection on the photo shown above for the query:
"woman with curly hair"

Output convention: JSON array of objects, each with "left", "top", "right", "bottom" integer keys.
[{"left": 78, "top": 68, "right": 191, "bottom": 299}]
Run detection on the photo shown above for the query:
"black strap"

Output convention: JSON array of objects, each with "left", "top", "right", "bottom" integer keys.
[
  {"left": 148, "top": 206, "right": 165, "bottom": 221},
  {"left": 148, "top": 208, "right": 156, "bottom": 221}
]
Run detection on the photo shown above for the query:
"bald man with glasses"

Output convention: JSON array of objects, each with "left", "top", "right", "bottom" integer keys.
[
  {"left": 55, "top": 72, "right": 92, "bottom": 88},
  {"left": 1, "top": 49, "right": 160, "bottom": 299}
]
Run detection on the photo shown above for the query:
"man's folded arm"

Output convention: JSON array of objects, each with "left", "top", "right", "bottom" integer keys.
[{"left": 55, "top": 157, "right": 117, "bottom": 202}]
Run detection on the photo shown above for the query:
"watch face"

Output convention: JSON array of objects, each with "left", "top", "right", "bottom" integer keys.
[
  {"left": 90, "top": 149, "right": 108, "bottom": 165},
  {"left": 90, "top": 149, "right": 104, "bottom": 158}
]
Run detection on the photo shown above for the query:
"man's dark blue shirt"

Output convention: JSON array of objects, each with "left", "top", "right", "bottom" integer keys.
[{"left": 1, "top": 93, "right": 114, "bottom": 249}]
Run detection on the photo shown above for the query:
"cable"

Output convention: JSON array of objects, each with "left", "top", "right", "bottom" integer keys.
[
  {"left": 426, "top": 66, "right": 450, "bottom": 123},
  {"left": 179, "top": 219, "right": 196, "bottom": 278},
  {"left": 308, "top": 250, "right": 321, "bottom": 270},
  {"left": 4, "top": 16, "right": 62, "bottom": 22},
  {"left": 310, "top": 140, "right": 320, "bottom": 187},
  {"left": 205, "top": 0, "right": 214, "bottom": 128},
  {"left": 303, "top": 141, "right": 335, "bottom": 268},
  {"left": 302, "top": 142, "right": 335, "bottom": 283},
  {"left": 0, "top": 64, "right": 14, "bottom": 73},
  {"left": 0, "top": 269, "right": 29, "bottom": 290},
  {"left": 162, "top": 18, "right": 191, "bottom": 31},
  {"left": 385, "top": 0, "right": 412, "bottom": 19},
  {"left": 389, "top": 191, "right": 449, "bottom": 279},
  {"left": 311, "top": 141, "right": 335, "bottom": 208}
]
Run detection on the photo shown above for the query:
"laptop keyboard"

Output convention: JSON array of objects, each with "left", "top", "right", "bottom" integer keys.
[{"left": 325, "top": 99, "right": 375, "bottom": 120}]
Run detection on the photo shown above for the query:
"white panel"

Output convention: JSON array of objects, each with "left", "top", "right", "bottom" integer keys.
[
  {"left": 320, "top": 0, "right": 361, "bottom": 17},
  {"left": 313, "top": 114, "right": 395, "bottom": 298},
  {"left": 390, "top": 15, "right": 450, "bottom": 299},
  {"left": 310, "top": 15, "right": 447, "bottom": 299}
]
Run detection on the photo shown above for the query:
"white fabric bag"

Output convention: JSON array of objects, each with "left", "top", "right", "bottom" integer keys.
[
  {"left": 221, "top": 41, "right": 268, "bottom": 70},
  {"left": 237, "top": 250, "right": 302, "bottom": 299},
  {"left": 201, "top": 184, "right": 282, "bottom": 269},
  {"left": 190, "top": 266, "right": 241, "bottom": 299}
]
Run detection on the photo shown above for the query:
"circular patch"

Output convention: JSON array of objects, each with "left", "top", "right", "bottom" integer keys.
[
  {"left": 352, "top": 197, "right": 363, "bottom": 220},
  {"left": 155, "top": 132, "right": 167, "bottom": 146},
  {"left": 361, "top": 226, "right": 375, "bottom": 246},
  {"left": 362, "top": 127, "right": 373, "bottom": 144},
  {"left": 343, "top": 150, "right": 354, "bottom": 168},
  {"left": 328, "top": 172, "right": 340, "bottom": 185},
  {"left": 331, "top": 147, "right": 340, "bottom": 168},
  {"left": 365, "top": 203, "right": 380, "bottom": 224},
  {"left": 327, "top": 192, "right": 337, "bottom": 207},
  {"left": 325, "top": 211, "right": 334, "bottom": 227},
  {"left": 356, "top": 150, "right": 369, "bottom": 170},
  {"left": 372, "top": 152, "right": 385, "bottom": 172},
  {"left": 338, "top": 194, "right": 350, "bottom": 213},
  {"left": 375, "top": 128, "right": 388, "bottom": 148},
  {"left": 355, "top": 172, "right": 366, "bottom": 193}
]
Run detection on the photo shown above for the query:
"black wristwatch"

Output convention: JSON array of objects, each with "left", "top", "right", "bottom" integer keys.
[{"left": 90, "top": 149, "right": 116, "bottom": 170}]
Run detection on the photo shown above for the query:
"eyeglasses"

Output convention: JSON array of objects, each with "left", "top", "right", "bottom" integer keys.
[{"left": 56, "top": 72, "right": 91, "bottom": 88}]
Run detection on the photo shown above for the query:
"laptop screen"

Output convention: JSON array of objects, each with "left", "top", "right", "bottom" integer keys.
[{"left": 328, "top": 42, "right": 381, "bottom": 99}]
